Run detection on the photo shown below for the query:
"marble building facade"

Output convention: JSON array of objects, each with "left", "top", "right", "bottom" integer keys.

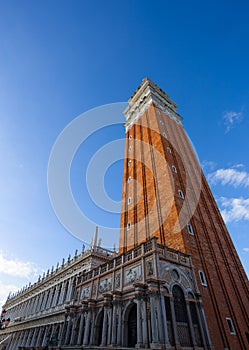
[{"left": 0, "top": 237, "right": 211, "bottom": 349}]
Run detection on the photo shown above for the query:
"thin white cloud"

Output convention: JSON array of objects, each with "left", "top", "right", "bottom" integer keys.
[
  {"left": 232, "top": 164, "right": 244, "bottom": 169},
  {"left": 208, "top": 168, "right": 249, "bottom": 188},
  {"left": 0, "top": 251, "right": 39, "bottom": 279},
  {"left": 243, "top": 248, "right": 249, "bottom": 252},
  {"left": 201, "top": 160, "right": 216, "bottom": 171},
  {"left": 219, "top": 197, "right": 249, "bottom": 223},
  {"left": 223, "top": 110, "right": 243, "bottom": 133},
  {"left": 0, "top": 281, "right": 19, "bottom": 309}
]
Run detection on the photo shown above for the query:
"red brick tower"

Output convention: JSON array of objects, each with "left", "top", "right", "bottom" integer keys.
[{"left": 119, "top": 78, "right": 249, "bottom": 349}]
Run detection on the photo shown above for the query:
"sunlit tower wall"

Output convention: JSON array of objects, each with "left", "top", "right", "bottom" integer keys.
[{"left": 119, "top": 78, "right": 249, "bottom": 349}]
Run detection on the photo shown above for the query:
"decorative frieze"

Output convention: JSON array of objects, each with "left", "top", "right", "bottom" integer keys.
[{"left": 124, "top": 265, "right": 142, "bottom": 284}]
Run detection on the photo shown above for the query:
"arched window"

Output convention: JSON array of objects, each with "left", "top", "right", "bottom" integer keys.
[
  {"left": 187, "top": 223, "right": 194, "bottom": 235},
  {"left": 178, "top": 189, "right": 185, "bottom": 199},
  {"left": 199, "top": 270, "right": 207, "bottom": 286},
  {"left": 172, "top": 165, "right": 177, "bottom": 173},
  {"left": 226, "top": 317, "right": 236, "bottom": 334}
]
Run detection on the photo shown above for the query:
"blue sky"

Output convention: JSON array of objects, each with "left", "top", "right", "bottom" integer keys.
[{"left": 0, "top": 0, "right": 249, "bottom": 306}]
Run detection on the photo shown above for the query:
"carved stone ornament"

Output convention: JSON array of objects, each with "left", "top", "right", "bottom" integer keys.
[
  {"left": 147, "top": 260, "right": 153, "bottom": 275},
  {"left": 99, "top": 277, "right": 112, "bottom": 293},
  {"left": 171, "top": 269, "right": 180, "bottom": 282},
  {"left": 115, "top": 273, "right": 121, "bottom": 288},
  {"left": 125, "top": 265, "right": 141, "bottom": 284},
  {"left": 81, "top": 286, "right": 90, "bottom": 299}
]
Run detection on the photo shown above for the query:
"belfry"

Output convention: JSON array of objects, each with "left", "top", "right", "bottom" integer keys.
[{"left": 0, "top": 79, "right": 248, "bottom": 350}]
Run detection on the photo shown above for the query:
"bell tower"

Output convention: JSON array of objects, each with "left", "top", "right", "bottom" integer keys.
[
  {"left": 119, "top": 77, "right": 196, "bottom": 253},
  {"left": 119, "top": 78, "right": 249, "bottom": 350}
]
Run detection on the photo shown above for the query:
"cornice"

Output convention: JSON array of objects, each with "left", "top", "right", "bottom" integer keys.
[{"left": 4, "top": 250, "right": 114, "bottom": 309}]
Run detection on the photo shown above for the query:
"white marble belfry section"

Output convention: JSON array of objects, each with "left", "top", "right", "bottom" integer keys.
[{"left": 124, "top": 78, "right": 182, "bottom": 132}]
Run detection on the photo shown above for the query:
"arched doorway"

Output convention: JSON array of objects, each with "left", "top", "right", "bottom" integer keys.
[
  {"left": 128, "top": 303, "right": 137, "bottom": 347},
  {"left": 172, "top": 285, "right": 191, "bottom": 347},
  {"left": 95, "top": 310, "right": 104, "bottom": 345}
]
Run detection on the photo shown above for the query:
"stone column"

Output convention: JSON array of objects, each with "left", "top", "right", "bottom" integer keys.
[
  {"left": 156, "top": 293, "right": 165, "bottom": 343},
  {"left": 41, "top": 290, "right": 49, "bottom": 310},
  {"left": 170, "top": 297, "right": 180, "bottom": 346},
  {"left": 77, "top": 312, "right": 85, "bottom": 345},
  {"left": 57, "top": 322, "right": 63, "bottom": 343},
  {"left": 101, "top": 306, "right": 108, "bottom": 346},
  {"left": 52, "top": 284, "right": 60, "bottom": 307},
  {"left": 70, "top": 313, "right": 77, "bottom": 345},
  {"left": 136, "top": 296, "right": 143, "bottom": 345},
  {"left": 64, "top": 314, "right": 72, "bottom": 345},
  {"left": 107, "top": 308, "right": 113, "bottom": 345},
  {"left": 149, "top": 290, "right": 159, "bottom": 344},
  {"left": 20, "top": 301, "right": 26, "bottom": 317},
  {"left": 46, "top": 287, "right": 54, "bottom": 309},
  {"left": 36, "top": 293, "right": 42, "bottom": 312},
  {"left": 30, "top": 297, "right": 36, "bottom": 314},
  {"left": 59, "top": 281, "right": 66, "bottom": 305},
  {"left": 111, "top": 300, "right": 118, "bottom": 345},
  {"left": 42, "top": 325, "right": 49, "bottom": 346},
  {"left": 90, "top": 309, "right": 96, "bottom": 345},
  {"left": 186, "top": 301, "right": 197, "bottom": 347},
  {"left": 196, "top": 301, "right": 211, "bottom": 347},
  {"left": 83, "top": 308, "right": 92, "bottom": 345},
  {"left": 24, "top": 299, "right": 31, "bottom": 316},
  {"left": 17, "top": 331, "right": 23, "bottom": 348},
  {"left": 117, "top": 301, "right": 122, "bottom": 345},
  {"left": 66, "top": 278, "right": 73, "bottom": 302},
  {"left": 159, "top": 293, "right": 170, "bottom": 345},
  {"left": 142, "top": 296, "right": 148, "bottom": 346},
  {"left": 6, "top": 335, "right": 15, "bottom": 350},
  {"left": 30, "top": 327, "right": 39, "bottom": 346},
  {"left": 11, "top": 334, "right": 18, "bottom": 349},
  {"left": 12, "top": 332, "right": 22, "bottom": 349},
  {"left": 35, "top": 326, "right": 43, "bottom": 346},
  {"left": 24, "top": 329, "right": 30, "bottom": 346},
  {"left": 21, "top": 330, "right": 28, "bottom": 346},
  {"left": 39, "top": 292, "right": 45, "bottom": 311},
  {"left": 29, "top": 295, "right": 39, "bottom": 315},
  {"left": 46, "top": 288, "right": 53, "bottom": 309},
  {"left": 26, "top": 328, "right": 33, "bottom": 346},
  {"left": 58, "top": 316, "right": 67, "bottom": 347}
]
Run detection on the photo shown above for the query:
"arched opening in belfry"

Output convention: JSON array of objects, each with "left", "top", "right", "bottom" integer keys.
[
  {"left": 172, "top": 285, "right": 191, "bottom": 347},
  {"left": 95, "top": 309, "right": 104, "bottom": 345},
  {"left": 127, "top": 303, "right": 137, "bottom": 347}
]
